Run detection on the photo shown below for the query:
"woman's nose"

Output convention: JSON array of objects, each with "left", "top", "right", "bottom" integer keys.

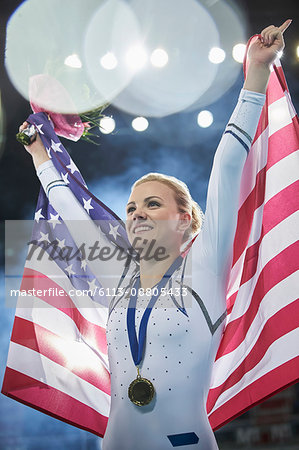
[{"left": 132, "top": 207, "right": 147, "bottom": 220}]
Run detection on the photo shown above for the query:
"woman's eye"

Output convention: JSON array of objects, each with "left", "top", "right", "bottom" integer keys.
[
  {"left": 127, "top": 207, "right": 135, "bottom": 214},
  {"left": 148, "top": 201, "right": 160, "bottom": 207}
]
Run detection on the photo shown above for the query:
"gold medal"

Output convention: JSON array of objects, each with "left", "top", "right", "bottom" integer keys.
[{"left": 128, "top": 367, "right": 155, "bottom": 406}]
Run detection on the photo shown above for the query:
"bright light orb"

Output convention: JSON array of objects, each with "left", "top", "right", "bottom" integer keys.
[
  {"left": 125, "top": 45, "right": 148, "bottom": 71},
  {"left": 208, "top": 47, "right": 226, "bottom": 64},
  {"left": 197, "top": 110, "right": 213, "bottom": 128},
  {"left": 132, "top": 116, "right": 149, "bottom": 132},
  {"left": 232, "top": 43, "right": 246, "bottom": 63},
  {"left": 100, "top": 52, "right": 118, "bottom": 70},
  {"left": 277, "top": 50, "right": 283, "bottom": 59},
  {"left": 64, "top": 54, "right": 82, "bottom": 69},
  {"left": 99, "top": 117, "right": 115, "bottom": 134},
  {"left": 150, "top": 48, "right": 169, "bottom": 68}
]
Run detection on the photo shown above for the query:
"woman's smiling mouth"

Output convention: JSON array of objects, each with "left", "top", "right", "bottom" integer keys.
[{"left": 133, "top": 225, "right": 154, "bottom": 234}]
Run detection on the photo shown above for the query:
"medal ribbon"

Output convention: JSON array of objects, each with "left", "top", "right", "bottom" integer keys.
[{"left": 127, "top": 256, "right": 183, "bottom": 367}]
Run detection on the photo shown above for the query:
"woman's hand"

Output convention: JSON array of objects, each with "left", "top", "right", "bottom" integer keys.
[
  {"left": 243, "top": 20, "right": 292, "bottom": 94},
  {"left": 19, "top": 121, "right": 50, "bottom": 169},
  {"left": 248, "top": 20, "right": 292, "bottom": 66}
]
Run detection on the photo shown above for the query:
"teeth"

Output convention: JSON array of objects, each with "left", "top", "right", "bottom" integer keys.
[{"left": 134, "top": 226, "right": 153, "bottom": 233}]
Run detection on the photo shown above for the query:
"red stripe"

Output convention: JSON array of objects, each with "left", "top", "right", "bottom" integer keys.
[
  {"left": 217, "top": 241, "right": 299, "bottom": 359},
  {"left": 226, "top": 291, "right": 237, "bottom": 315},
  {"left": 208, "top": 356, "right": 299, "bottom": 430},
  {"left": 240, "top": 180, "right": 299, "bottom": 286},
  {"left": 21, "top": 268, "right": 108, "bottom": 354},
  {"left": 207, "top": 299, "right": 299, "bottom": 413},
  {"left": 232, "top": 167, "right": 266, "bottom": 265},
  {"left": 1, "top": 367, "right": 108, "bottom": 437},
  {"left": 11, "top": 316, "right": 111, "bottom": 395},
  {"left": 267, "top": 67, "right": 286, "bottom": 104},
  {"left": 267, "top": 117, "right": 299, "bottom": 170}
]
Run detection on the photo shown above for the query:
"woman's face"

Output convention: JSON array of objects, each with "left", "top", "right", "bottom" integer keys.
[{"left": 126, "top": 181, "right": 189, "bottom": 253}]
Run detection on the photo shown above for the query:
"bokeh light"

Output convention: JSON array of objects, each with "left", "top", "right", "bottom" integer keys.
[
  {"left": 111, "top": 0, "right": 220, "bottom": 117},
  {"left": 197, "top": 110, "right": 213, "bottom": 128},
  {"left": 100, "top": 52, "right": 118, "bottom": 70},
  {"left": 64, "top": 54, "right": 82, "bottom": 69},
  {"left": 125, "top": 45, "right": 148, "bottom": 71},
  {"left": 150, "top": 48, "right": 169, "bottom": 68},
  {"left": 185, "top": 1, "right": 246, "bottom": 112},
  {"left": 99, "top": 117, "right": 116, "bottom": 134},
  {"left": 232, "top": 43, "right": 246, "bottom": 63},
  {"left": 5, "top": 0, "right": 246, "bottom": 117},
  {"left": 132, "top": 117, "right": 149, "bottom": 131},
  {"left": 208, "top": 47, "right": 226, "bottom": 64}
]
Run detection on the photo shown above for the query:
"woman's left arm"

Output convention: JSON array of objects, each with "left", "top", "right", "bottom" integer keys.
[
  {"left": 194, "top": 21, "right": 291, "bottom": 283},
  {"left": 244, "top": 19, "right": 291, "bottom": 93}
]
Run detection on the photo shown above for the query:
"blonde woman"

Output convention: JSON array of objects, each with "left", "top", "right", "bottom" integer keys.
[{"left": 18, "top": 21, "right": 290, "bottom": 450}]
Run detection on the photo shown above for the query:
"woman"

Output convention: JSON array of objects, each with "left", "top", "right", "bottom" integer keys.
[{"left": 19, "top": 21, "right": 291, "bottom": 450}]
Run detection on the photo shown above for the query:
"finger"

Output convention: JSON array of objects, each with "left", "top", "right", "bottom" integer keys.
[
  {"left": 279, "top": 19, "right": 292, "bottom": 34},
  {"left": 263, "top": 28, "right": 280, "bottom": 45},
  {"left": 261, "top": 25, "right": 275, "bottom": 44},
  {"left": 19, "top": 121, "right": 29, "bottom": 132}
]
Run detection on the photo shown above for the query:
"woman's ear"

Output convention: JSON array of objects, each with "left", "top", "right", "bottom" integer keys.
[{"left": 177, "top": 212, "right": 192, "bottom": 233}]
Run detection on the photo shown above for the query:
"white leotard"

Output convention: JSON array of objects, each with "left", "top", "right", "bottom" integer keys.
[{"left": 37, "top": 89, "right": 265, "bottom": 449}]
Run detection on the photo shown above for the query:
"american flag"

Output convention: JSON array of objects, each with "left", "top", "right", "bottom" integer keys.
[
  {"left": 2, "top": 111, "right": 131, "bottom": 437},
  {"left": 2, "top": 53, "right": 299, "bottom": 437},
  {"left": 207, "top": 45, "right": 299, "bottom": 429}
]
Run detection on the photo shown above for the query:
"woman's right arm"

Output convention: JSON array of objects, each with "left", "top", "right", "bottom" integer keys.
[{"left": 20, "top": 123, "right": 130, "bottom": 290}]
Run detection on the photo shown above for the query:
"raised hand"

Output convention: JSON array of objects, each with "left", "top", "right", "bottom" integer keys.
[
  {"left": 18, "top": 121, "right": 50, "bottom": 168},
  {"left": 247, "top": 20, "right": 292, "bottom": 66},
  {"left": 244, "top": 20, "right": 292, "bottom": 94}
]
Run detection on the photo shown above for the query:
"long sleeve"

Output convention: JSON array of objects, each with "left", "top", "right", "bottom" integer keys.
[
  {"left": 36, "top": 160, "right": 129, "bottom": 290},
  {"left": 193, "top": 89, "right": 266, "bottom": 287}
]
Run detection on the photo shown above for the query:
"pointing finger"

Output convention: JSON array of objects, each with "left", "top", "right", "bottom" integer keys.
[{"left": 279, "top": 19, "right": 292, "bottom": 34}]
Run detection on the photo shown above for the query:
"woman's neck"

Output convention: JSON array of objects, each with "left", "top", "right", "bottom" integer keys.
[{"left": 139, "top": 248, "right": 180, "bottom": 290}]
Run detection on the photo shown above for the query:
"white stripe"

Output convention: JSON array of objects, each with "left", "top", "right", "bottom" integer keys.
[
  {"left": 15, "top": 298, "right": 109, "bottom": 370},
  {"left": 209, "top": 327, "right": 299, "bottom": 415},
  {"left": 24, "top": 251, "right": 109, "bottom": 327},
  {"left": 227, "top": 203, "right": 264, "bottom": 299},
  {"left": 228, "top": 211, "right": 299, "bottom": 323},
  {"left": 239, "top": 93, "right": 296, "bottom": 206},
  {"left": 265, "top": 150, "right": 299, "bottom": 203},
  {"left": 229, "top": 152, "right": 299, "bottom": 301},
  {"left": 268, "top": 95, "right": 295, "bottom": 137},
  {"left": 7, "top": 342, "right": 111, "bottom": 417},
  {"left": 210, "top": 269, "right": 299, "bottom": 387},
  {"left": 239, "top": 128, "right": 268, "bottom": 206}
]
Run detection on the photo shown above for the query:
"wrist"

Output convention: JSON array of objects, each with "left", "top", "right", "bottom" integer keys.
[
  {"left": 32, "top": 148, "right": 50, "bottom": 169},
  {"left": 243, "top": 62, "right": 270, "bottom": 94}
]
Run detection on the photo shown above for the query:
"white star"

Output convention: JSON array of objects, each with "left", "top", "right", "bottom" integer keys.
[
  {"left": 87, "top": 278, "right": 98, "bottom": 292},
  {"left": 61, "top": 172, "right": 70, "bottom": 185},
  {"left": 36, "top": 124, "right": 44, "bottom": 134},
  {"left": 38, "top": 231, "right": 50, "bottom": 242},
  {"left": 66, "top": 159, "right": 78, "bottom": 174},
  {"left": 83, "top": 197, "right": 94, "bottom": 214},
  {"left": 56, "top": 237, "right": 66, "bottom": 249},
  {"left": 109, "top": 223, "right": 120, "bottom": 240},
  {"left": 81, "top": 259, "right": 87, "bottom": 271},
  {"left": 65, "top": 264, "right": 75, "bottom": 277},
  {"left": 46, "top": 147, "right": 52, "bottom": 158},
  {"left": 49, "top": 213, "right": 60, "bottom": 229},
  {"left": 34, "top": 208, "right": 44, "bottom": 222},
  {"left": 51, "top": 139, "right": 63, "bottom": 153}
]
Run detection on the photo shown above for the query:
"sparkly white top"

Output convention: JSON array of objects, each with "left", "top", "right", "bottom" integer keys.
[{"left": 37, "top": 89, "right": 265, "bottom": 450}]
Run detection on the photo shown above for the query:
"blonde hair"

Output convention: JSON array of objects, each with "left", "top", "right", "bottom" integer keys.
[{"left": 132, "top": 173, "right": 203, "bottom": 238}]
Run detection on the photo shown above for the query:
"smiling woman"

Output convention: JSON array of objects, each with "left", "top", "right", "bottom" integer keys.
[{"left": 3, "top": 20, "right": 298, "bottom": 450}]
